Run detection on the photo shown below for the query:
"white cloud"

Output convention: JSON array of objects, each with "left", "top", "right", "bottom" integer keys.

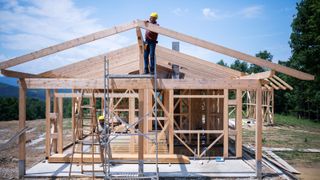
[
  {"left": 202, "top": 5, "right": 263, "bottom": 20},
  {"left": 173, "top": 8, "right": 189, "bottom": 16},
  {"left": 202, "top": 8, "right": 219, "bottom": 19},
  {"left": 240, "top": 5, "right": 263, "bottom": 18},
  {"left": 0, "top": 0, "right": 132, "bottom": 73}
]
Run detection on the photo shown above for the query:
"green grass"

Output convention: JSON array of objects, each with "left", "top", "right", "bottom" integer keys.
[
  {"left": 275, "top": 151, "right": 320, "bottom": 163},
  {"left": 274, "top": 114, "right": 320, "bottom": 129}
]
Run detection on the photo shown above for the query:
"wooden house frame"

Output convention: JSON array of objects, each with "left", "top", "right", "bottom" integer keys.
[{"left": 0, "top": 20, "right": 314, "bottom": 178}]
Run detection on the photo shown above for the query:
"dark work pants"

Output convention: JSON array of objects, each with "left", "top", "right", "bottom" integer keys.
[{"left": 144, "top": 40, "right": 156, "bottom": 73}]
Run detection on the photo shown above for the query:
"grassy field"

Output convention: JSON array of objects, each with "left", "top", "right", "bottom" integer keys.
[{"left": 243, "top": 114, "right": 320, "bottom": 179}]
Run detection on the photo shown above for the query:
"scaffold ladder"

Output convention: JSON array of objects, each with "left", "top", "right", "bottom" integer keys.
[
  {"left": 69, "top": 89, "right": 104, "bottom": 178},
  {"left": 102, "top": 56, "right": 159, "bottom": 179}
]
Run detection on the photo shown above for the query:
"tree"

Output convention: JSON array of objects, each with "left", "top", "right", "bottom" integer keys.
[
  {"left": 248, "top": 50, "right": 273, "bottom": 73},
  {"left": 280, "top": 0, "right": 320, "bottom": 120},
  {"left": 230, "top": 59, "right": 248, "bottom": 72},
  {"left": 217, "top": 59, "right": 228, "bottom": 67}
]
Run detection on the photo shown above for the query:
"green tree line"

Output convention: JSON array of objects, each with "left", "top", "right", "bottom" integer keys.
[{"left": 0, "top": 97, "right": 73, "bottom": 121}]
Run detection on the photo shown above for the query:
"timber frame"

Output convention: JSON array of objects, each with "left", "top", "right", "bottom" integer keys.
[{"left": 0, "top": 19, "right": 314, "bottom": 179}]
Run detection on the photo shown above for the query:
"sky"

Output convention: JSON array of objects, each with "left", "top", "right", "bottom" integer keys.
[{"left": 0, "top": 0, "right": 300, "bottom": 74}]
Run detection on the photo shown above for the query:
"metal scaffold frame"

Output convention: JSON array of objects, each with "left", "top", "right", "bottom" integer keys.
[{"left": 102, "top": 56, "right": 159, "bottom": 179}]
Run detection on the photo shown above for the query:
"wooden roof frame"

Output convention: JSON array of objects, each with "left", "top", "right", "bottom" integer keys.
[{"left": 0, "top": 19, "right": 314, "bottom": 81}]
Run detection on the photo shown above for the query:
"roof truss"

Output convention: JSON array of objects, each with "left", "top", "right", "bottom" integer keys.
[{"left": 0, "top": 19, "right": 314, "bottom": 81}]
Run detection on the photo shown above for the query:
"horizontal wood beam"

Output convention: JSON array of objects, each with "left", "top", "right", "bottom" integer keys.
[
  {"left": 137, "top": 20, "right": 314, "bottom": 80},
  {"left": 1, "top": 69, "right": 41, "bottom": 78},
  {"left": 173, "top": 95, "right": 224, "bottom": 98},
  {"left": 240, "top": 71, "right": 275, "bottom": 79},
  {"left": 24, "top": 78, "right": 263, "bottom": 90},
  {"left": 54, "top": 92, "right": 138, "bottom": 98},
  {"left": 0, "top": 21, "right": 137, "bottom": 69},
  {"left": 174, "top": 130, "right": 223, "bottom": 134}
]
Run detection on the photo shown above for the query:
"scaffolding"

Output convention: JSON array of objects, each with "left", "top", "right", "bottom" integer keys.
[{"left": 102, "top": 56, "right": 159, "bottom": 179}]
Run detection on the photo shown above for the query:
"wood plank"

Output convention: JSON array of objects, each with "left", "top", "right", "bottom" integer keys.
[
  {"left": 255, "top": 86, "right": 262, "bottom": 178},
  {"left": 273, "top": 75, "right": 293, "bottom": 90},
  {"left": 18, "top": 79, "right": 26, "bottom": 178},
  {"left": 223, "top": 89, "right": 229, "bottom": 158},
  {"left": 40, "top": 45, "right": 138, "bottom": 78},
  {"left": 143, "top": 89, "right": 151, "bottom": 153},
  {"left": 240, "top": 71, "right": 275, "bottom": 79},
  {"left": 53, "top": 90, "right": 58, "bottom": 153},
  {"left": 0, "top": 21, "right": 137, "bottom": 69},
  {"left": 71, "top": 89, "right": 75, "bottom": 132},
  {"left": 136, "top": 27, "right": 144, "bottom": 73},
  {"left": 57, "top": 97, "right": 63, "bottom": 154},
  {"left": 174, "top": 130, "right": 223, "bottom": 134},
  {"left": 129, "top": 97, "right": 135, "bottom": 153},
  {"left": 157, "top": 46, "right": 242, "bottom": 77},
  {"left": 236, "top": 89, "right": 242, "bottom": 158},
  {"left": 174, "top": 95, "right": 224, "bottom": 98},
  {"left": 137, "top": 20, "right": 314, "bottom": 80},
  {"left": 49, "top": 153, "right": 190, "bottom": 164},
  {"left": 138, "top": 89, "right": 144, "bottom": 173},
  {"left": 45, "top": 90, "right": 51, "bottom": 158},
  {"left": 25, "top": 78, "right": 262, "bottom": 90},
  {"left": 168, "top": 89, "right": 174, "bottom": 154},
  {"left": 269, "top": 77, "right": 286, "bottom": 90},
  {"left": 1, "top": 69, "right": 40, "bottom": 78},
  {"left": 54, "top": 92, "right": 138, "bottom": 98},
  {"left": 265, "top": 150, "right": 300, "bottom": 174},
  {"left": 157, "top": 49, "right": 235, "bottom": 79}
]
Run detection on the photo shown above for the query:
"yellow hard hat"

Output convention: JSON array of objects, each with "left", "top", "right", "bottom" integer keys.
[
  {"left": 150, "top": 12, "right": 158, "bottom": 19},
  {"left": 98, "top": 115, "right": 104, "bottom": 121}
]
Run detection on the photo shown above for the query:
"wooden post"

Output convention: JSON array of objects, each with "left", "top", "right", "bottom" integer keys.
[
  {"left": 144, "top": 89, "right": 152, "bottom": 153},
  {"left": 168, "top": 89, "right": 174, "bottom": 154},
  {"left": 256, "top": 86, "right": 262, "bottom": 178},
  {"left": 45, "top": 89, "right": 51, "bottom": 158},
  {"left": 129, "top": 97, "right": 135, "bottom": 153},
  {"left": 57, "top": 97, "right": 63, "bottom": 153},
  {"left": 53, "top": 90, "right": 58, "bottom": 152},
  {"left": 138, "top": 90, "right": 144, "bottom": 175},
  {"left": 223, "top": 89, "right": 229, "bottom": 158},
  {"left": 188, "top": 90, "right": 192, "bottom": 143},
  {"left": 18, "top": 79, "right": 26, "bottom": 178},
  {"left": 236, "top": 89, "right": 242, "bottom": 158},
  {"left": 271, "top": 89, "right": 274, "bottom": 124},
  {"left": 71, "top": 89, "right": 75, "bottom": 131},
  {"left": 137, "top": 26, "right": 145, "bottom": 175}
]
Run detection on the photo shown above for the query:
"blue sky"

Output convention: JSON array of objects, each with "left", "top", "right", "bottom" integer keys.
[{"left": 0, "top": 0, "right": 300, "bottom": 74}]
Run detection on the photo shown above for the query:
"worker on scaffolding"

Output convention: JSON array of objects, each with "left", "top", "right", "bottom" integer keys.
[{"left": 144, "top": 12, "right": 159, "bottom": 75}]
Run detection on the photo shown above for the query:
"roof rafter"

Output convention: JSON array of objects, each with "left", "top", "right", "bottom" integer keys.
[
  {"left": 136, "top": 20, "right": 314, "bottom": 80},
  {"left": 1, "top": 69, "right": 41, "bottom": 78},
  {"left": 240, "top": 71, "right": 275, "bottom": 79}
]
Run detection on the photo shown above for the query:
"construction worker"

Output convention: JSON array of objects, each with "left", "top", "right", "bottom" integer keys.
[
  {"left": 98, "top": 115, "right": 105, "bottom": 129},
  {"left": 144, "top": 12, "right": 159, "bottom": 74}
]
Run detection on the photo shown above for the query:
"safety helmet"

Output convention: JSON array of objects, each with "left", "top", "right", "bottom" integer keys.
[
  {"left": 98, "top": 115, "right": 104, "bottom": 121},
  {"left": 150, "top": 12, "right": 158, "bottom": 19}
]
